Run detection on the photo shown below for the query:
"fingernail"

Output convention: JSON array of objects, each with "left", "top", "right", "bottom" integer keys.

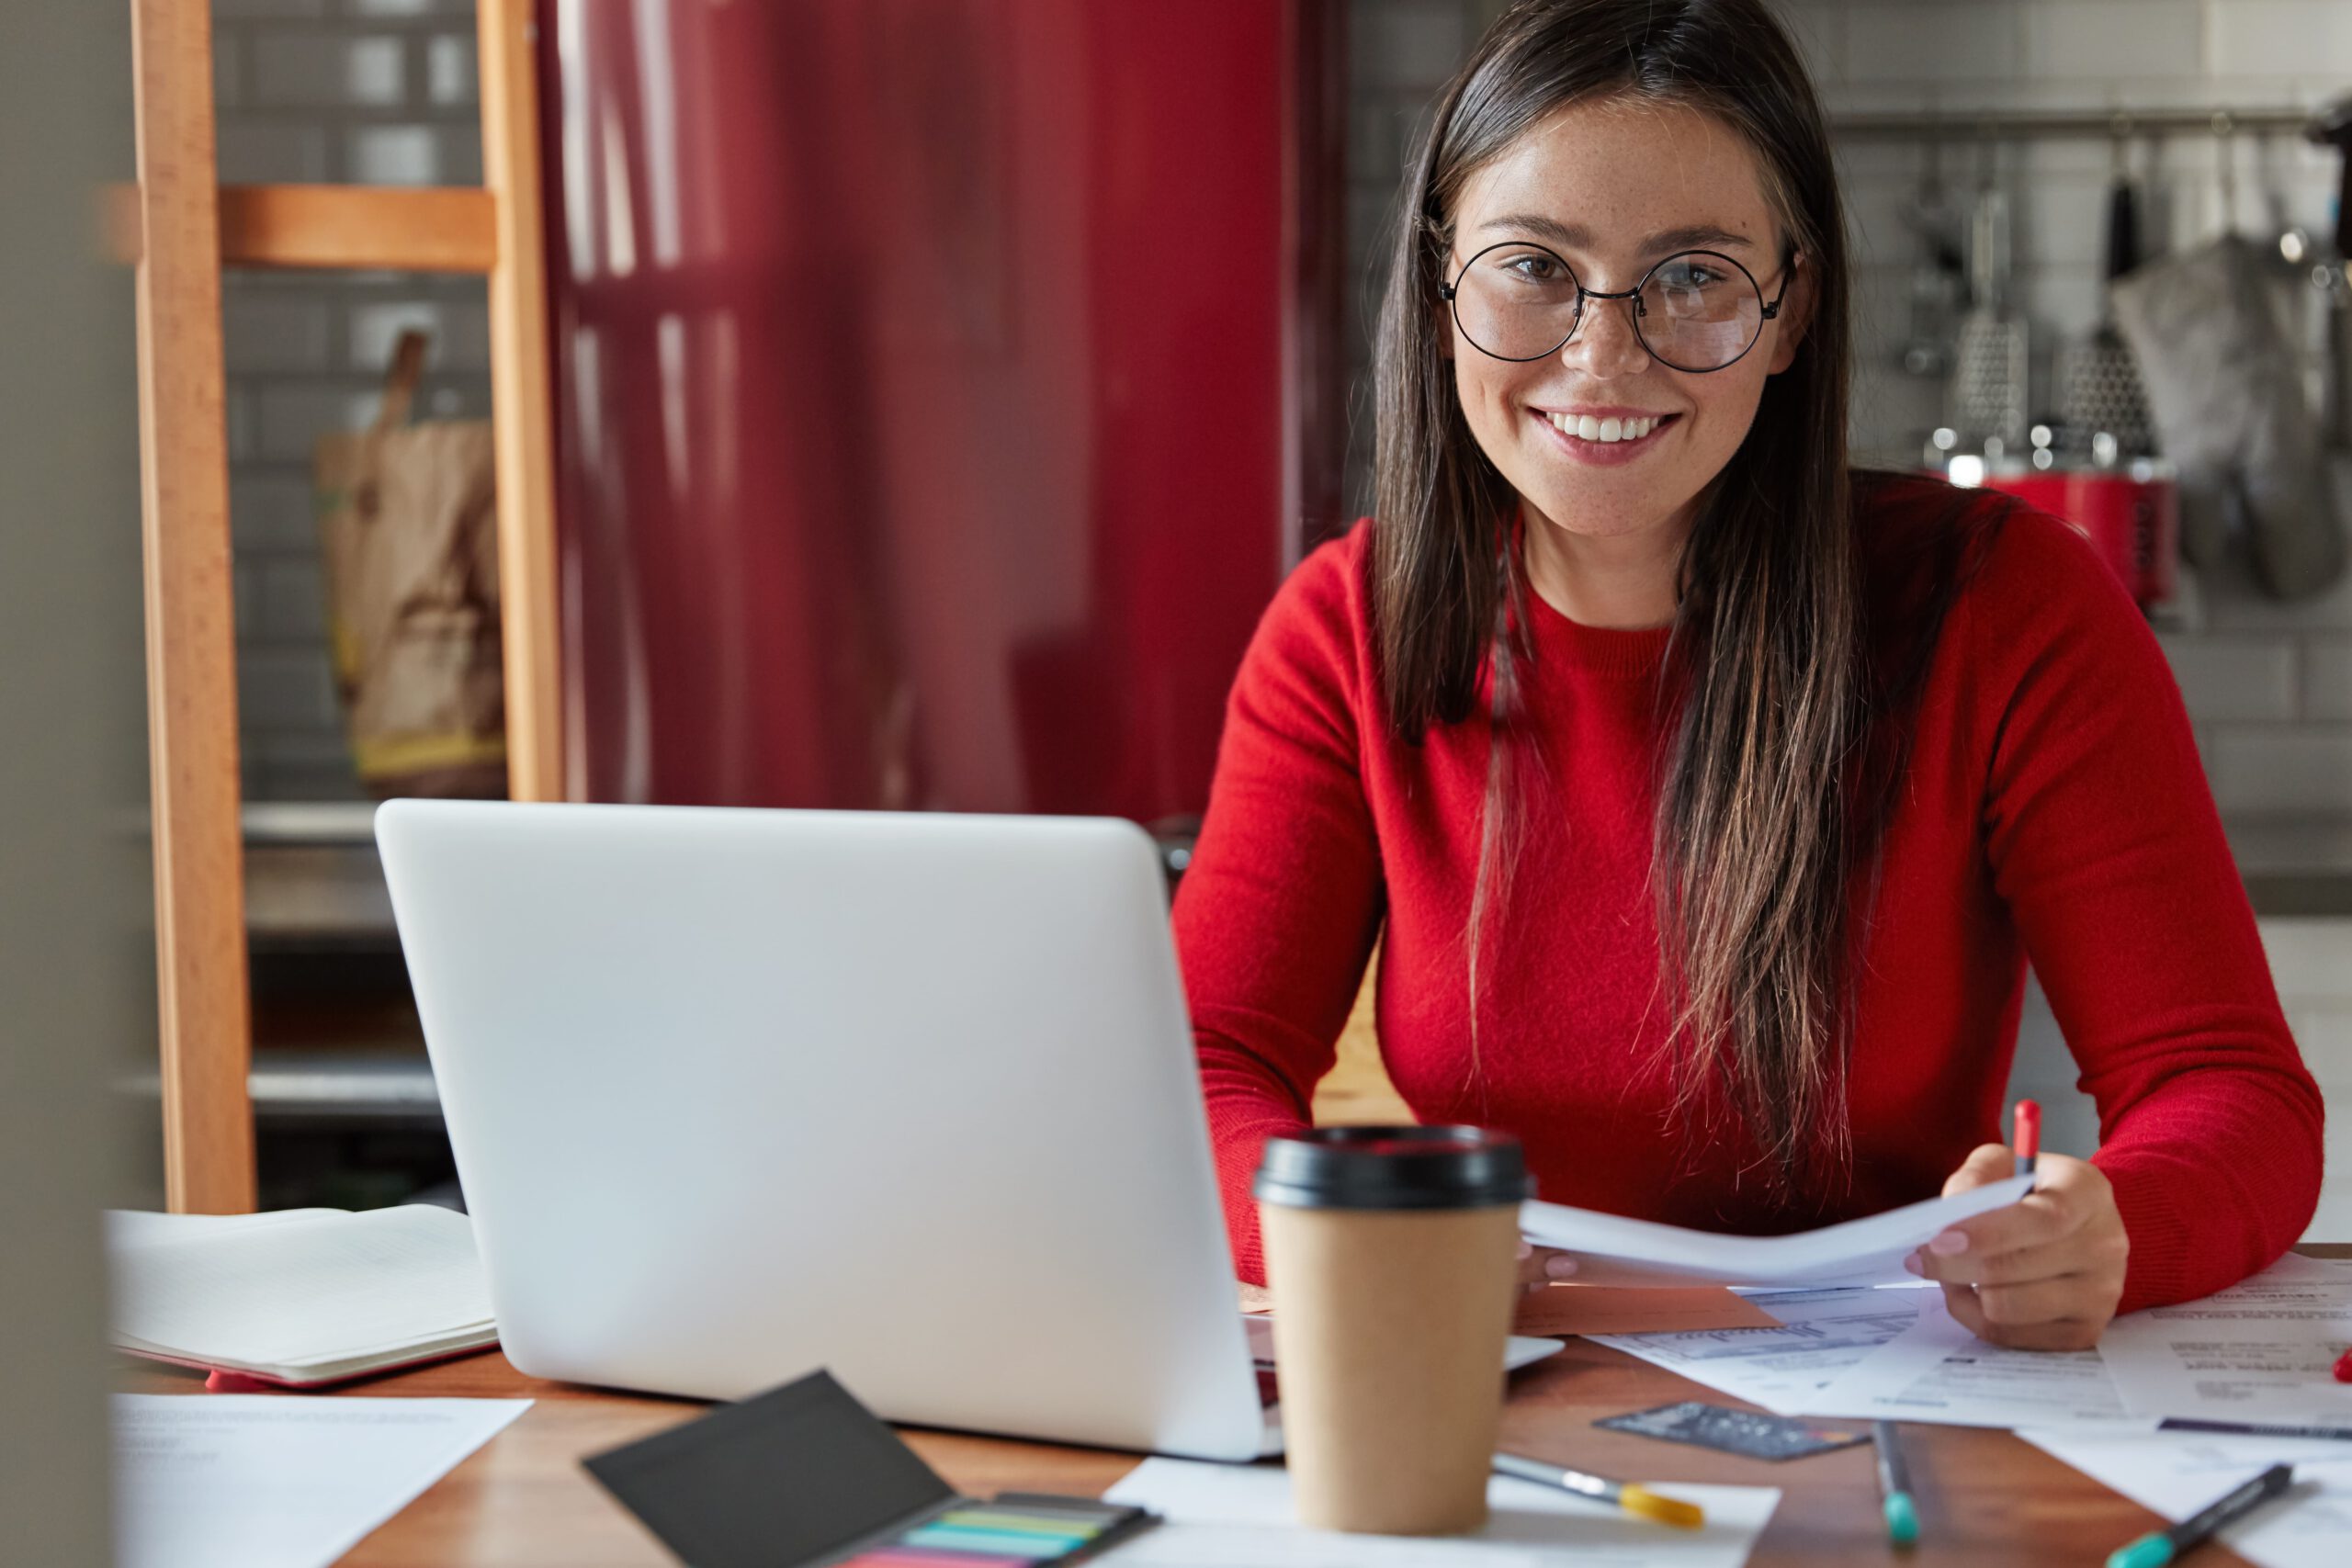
[
  {"left": 1928, "top": 1230, "right": 1969, "bottom": 1257},
  {"left": 1902, "top": 1251, "right": 1924, "bottom": 1276},
  {"left": 1544, "top": 1255, "right": 1578, "bottom": 1280},
  {"left": 1517, "top": 1239, "right": 1532, "bottom": 1260}
]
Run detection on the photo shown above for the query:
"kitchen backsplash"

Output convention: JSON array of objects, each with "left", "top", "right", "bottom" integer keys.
[{"left": 1348, "top": 0, "right": 2352, "bottom": 827}]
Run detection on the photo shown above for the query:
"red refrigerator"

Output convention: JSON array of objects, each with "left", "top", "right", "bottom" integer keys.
[{"left": 539, "top": 0, "right": 1342, "bottom": 824}]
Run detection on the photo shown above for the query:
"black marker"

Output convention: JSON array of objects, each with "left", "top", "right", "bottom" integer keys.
[{"left": 2104, "top": 1464, "right": 2295, "bottom": 1568}]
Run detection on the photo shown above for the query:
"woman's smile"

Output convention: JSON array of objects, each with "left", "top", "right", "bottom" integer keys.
[{"left": 1528, "top": 405, "right": 1683, "bottom": 467}]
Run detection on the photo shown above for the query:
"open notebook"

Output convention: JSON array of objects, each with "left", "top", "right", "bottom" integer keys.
[{"left": 107, "top": 1205, "right": 498, "bottom": 1387}]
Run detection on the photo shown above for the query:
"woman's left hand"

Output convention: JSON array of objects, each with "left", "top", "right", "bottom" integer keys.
[{"left": 1906, "top": 1145, "right": 2129, "bottom": 1350}]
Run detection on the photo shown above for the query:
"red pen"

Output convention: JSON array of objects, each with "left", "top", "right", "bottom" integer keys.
[
  {"left": 2012, "top": 1100, "right": 2041, "bottom": 1181},
  {"left": 2333, "top": 1348, "right": 2352, "bottom": 1385}
]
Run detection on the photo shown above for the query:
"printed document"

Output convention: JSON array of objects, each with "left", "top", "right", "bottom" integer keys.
[
  {"left": 1519, "top": 1177, "right": 2032, "bottom": 1288},
  {"left": 1797, "top": 1293, "right": 2152, "bottom": 1431},
  {"left": 2097, "top": 1256, "right": 2352, "bottom": 1428},
  {"left": 2018, "top": 1427, "right": 2352, "bottom": 1568},
  {"left": 1101, "top": 1458, "right": 1778, "bottom": 1568},
  {"left": 1587, "top": 1286, "right": 1930, "bottom": 1414},
  {"left": 114, "top": 1394, "right": 529, "bottom": 1568}
]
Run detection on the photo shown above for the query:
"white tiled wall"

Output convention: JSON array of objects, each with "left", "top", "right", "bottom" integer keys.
[
  {"left": 1346, "top": 0, "right": 2352, "bottom": 826},
  {"left": 213, "top": 0, "right": 490, "bottom": 800},
  {"left": 2007, "top": 919, "right": 2352, "bottom": 1243}
]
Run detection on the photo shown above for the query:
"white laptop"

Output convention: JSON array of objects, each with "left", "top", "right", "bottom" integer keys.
[{"left": 375, "top": 800, "right": 1555, "bottom": 1461}]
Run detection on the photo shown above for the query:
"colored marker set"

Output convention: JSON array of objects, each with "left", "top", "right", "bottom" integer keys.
[
  {"left": 582, "top": 1369, "right": 1157, "bottom": 1568},
  {"left": 840, "top": 1494, "right": 1156, "bottom": 1566}
]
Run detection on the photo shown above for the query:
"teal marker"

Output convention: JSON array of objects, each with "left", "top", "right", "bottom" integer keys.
[
  {"left": 2106, "top": 1463, "right": 2294, "bottom": 1568},
  {"left": 1871, "top": 1421, "right": 1917, "bottom": 1547}
]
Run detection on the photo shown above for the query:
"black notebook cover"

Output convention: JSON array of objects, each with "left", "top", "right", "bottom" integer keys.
[{"left": 582, "top": 1369, "right": 957, "bottom": 1568}]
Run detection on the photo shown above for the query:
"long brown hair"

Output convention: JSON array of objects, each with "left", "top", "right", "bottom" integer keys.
[{"left": 1370, "top": 0, "right": 1860, "bottom": 1188}]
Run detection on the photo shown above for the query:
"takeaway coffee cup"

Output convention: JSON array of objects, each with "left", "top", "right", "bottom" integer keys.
[{"left": 1253, "top": 1125, "right": 1528, "bottom": 1535}]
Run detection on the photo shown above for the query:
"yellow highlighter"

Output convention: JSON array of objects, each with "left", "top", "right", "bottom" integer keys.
[{"left": 1492, "top": 1451, "right": 1706, "bottom": 1529}]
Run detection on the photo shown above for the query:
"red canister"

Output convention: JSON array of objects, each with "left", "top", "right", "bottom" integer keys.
[{"left": 1970, "top": 460, "right": 2179, "bottom": 609}]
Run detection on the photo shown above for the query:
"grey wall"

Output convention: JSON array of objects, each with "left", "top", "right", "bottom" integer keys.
[
  {"left": 1, "top": 0, "right": 145, "bottom": 1560},
  {"left": 1349, "top": 0, "right": 2352, "bottom": 827}
]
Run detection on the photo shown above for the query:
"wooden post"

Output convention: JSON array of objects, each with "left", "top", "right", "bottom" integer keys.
[
  {"left": 127, "top": 0, "right": 255, "bottom": 1213},
  {"left": 478, "top": 0, "right": 566, "bottom": 802}
]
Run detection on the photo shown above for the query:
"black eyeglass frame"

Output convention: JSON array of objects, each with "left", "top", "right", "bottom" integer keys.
[{"left": 1439, "top": 240, "right": 1798, "bottom": 373}]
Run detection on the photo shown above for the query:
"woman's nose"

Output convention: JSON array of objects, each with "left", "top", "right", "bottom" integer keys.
[{"left": 1563, "top": 294, "right": 1649, "bottom": 378}]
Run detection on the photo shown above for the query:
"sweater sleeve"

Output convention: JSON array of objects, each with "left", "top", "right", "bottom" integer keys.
[
  {"left": 1171, "top": 530, "right": 1386, "bottom": 1284},
  {"left": 1969, "top": 509, "right": 2324, "bottom": 1313}
]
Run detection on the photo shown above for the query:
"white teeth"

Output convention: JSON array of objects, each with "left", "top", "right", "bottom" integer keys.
[{"left": 1548, "top": 412, "right": 1662, "bottom": 444}]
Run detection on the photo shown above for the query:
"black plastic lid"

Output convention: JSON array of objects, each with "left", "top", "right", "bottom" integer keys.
[{"left": 1252, "top": 1125, "right": 1529, "bottom": 1212}]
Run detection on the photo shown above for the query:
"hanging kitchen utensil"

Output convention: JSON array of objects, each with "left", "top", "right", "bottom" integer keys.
[
  {"left": 1899, "top": 138, "right": 1965, "bottom": 378},
  {"left": 2111, "top": 231, "right": 2346, "bottom": 599},
  {"left": 2213, "top": 110, "right": 2243, "bottom": 235},
  {"left": 2306, "top": 92, "right": 2352, "bottom": 450},
  {"left": 2312, "top": 94, "right": 2352, "bottom": 263},
  {"left": 1949, "top": 151, "right": 2028, "bottom": 452},
  {"left": 2250, "top": 129, "right": 2337, "bottom": 455},
  {"left": 2258, "top": 130, "right": 2319, "bottom": 273},
  {"left": 2060, "top": 132, "right": 2156, "bottom": 459}
]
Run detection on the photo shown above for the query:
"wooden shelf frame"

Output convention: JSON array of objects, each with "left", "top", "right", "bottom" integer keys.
[
  {"left": 109, "top": 184, "right": 498, "bottom": 273},
  {"left": 126, "top": 0, "right": 563, "bottom": 1213},
  {"left": 130, "top": 0, "right": 253, "bottom": 1215}
]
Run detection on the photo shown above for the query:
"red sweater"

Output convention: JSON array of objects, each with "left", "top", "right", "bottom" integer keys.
[{"left": 1173, "top": 477, "right": 2323, "bottom": 1314}]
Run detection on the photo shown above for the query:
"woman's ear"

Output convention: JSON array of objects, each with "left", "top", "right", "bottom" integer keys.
[{"left": 1764, "top": 254, "right": 1815, "bottom": 375}]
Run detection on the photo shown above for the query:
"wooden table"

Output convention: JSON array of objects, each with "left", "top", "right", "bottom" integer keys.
[{"left": 132, "top": 1260, "right": 2350, "bottom": 1568}]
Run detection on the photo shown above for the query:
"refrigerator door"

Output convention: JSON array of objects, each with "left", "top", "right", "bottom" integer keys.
[{"left": 542, "top": 0, "right": 1314, "bottom": 818}]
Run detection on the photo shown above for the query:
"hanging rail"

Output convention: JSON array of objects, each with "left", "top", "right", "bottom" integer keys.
[{"left": 1828, "top": 106, "right": 2320, "bottom": 140}]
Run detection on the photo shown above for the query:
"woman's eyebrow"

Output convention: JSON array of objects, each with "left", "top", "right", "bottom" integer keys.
[{"left": 1478, "top": 214, "right": 1755, "bottom": 253}]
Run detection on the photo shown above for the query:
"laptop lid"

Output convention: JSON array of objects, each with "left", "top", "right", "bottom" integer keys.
[{"left": 376, "top": 800, "right": 1267, "bottom": 1461}]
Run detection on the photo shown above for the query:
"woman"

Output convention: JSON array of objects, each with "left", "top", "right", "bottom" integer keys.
[{"left": 1173, "top": 0, "right": 2322, "bottom": 1351}]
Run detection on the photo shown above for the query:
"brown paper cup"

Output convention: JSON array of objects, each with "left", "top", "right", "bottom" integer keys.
[
  {"left": 1253, "top": 1126, "right": 1526, "bottom": 1535},
  {"left": 1260, "top": 1202, "right": 1520, "bottom": 1533}
]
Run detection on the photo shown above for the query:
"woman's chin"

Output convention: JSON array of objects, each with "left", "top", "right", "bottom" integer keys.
[{"left": 1520, "top": 482, "right": 1687, "bottom": 545}]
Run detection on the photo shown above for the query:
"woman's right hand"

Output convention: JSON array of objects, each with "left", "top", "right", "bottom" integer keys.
[{"left": 1517, "top": 1239, "right": 1579, "bottom": 1291}]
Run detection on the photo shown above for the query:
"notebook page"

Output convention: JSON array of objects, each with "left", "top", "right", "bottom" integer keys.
[
  {"left": 106, "top": 1209, "right": 344, "bottom": 1249},
  {"left": 111, "top": 1206, "right": 493, "bottom": 1372}
]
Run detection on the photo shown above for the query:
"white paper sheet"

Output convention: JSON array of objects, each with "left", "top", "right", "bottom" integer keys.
[
  {"left": 1101, "top": 1458, "right": 1778, "bottom": 1568},
  {"left": 113, "top": 1394, "right": 530, "bottom": 1568},
  {"left": 1518, "top": 1178, "right": 2032, "bottom": 1288},
  {"left": 2097, "top": 1257, "right": 2352, "bottom": 1428},
  {"left": 1796, "top": 1293, "right": 2153, "bottom": 1431},
  {"left": 1586, "top": 1286, "right": 1930, "bottom": 1415},
  {"left": 2018, "top": 1427, "right": 2352, "bottom": 1568}
]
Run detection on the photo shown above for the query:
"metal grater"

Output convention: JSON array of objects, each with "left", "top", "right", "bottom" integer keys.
[
  {"left": 2059, "top": 333, "right": 2154, "bottom": 456},
  {"left": 1950, "top": 182, "right": 2029, "bottom": 450},
  {"left": 2060, "top": 176, "right": 2156, "bottom": 457}
]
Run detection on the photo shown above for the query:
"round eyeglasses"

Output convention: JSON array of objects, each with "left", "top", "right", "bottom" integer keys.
[{"left": 1440, "top": 241, "right": 1796, "bottom": 373}]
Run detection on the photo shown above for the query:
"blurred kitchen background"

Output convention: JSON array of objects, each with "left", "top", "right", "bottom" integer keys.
[{"left": 157, "top": 0, "right": 2350, "bottom": 1232}]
